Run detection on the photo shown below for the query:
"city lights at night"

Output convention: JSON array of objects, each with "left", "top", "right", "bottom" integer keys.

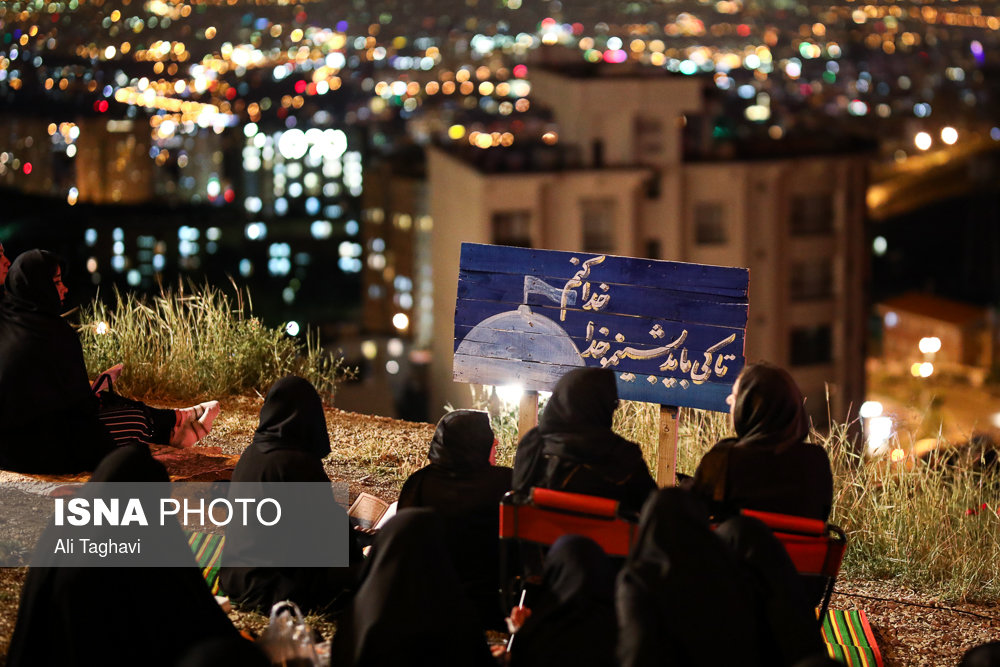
[{"left": 5, "top": 0, "right": 1000, "bottom": 658}]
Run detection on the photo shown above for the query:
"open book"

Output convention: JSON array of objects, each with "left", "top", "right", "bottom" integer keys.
[{"left": 348, "top": 492, "right": 397, "bottom": 531}]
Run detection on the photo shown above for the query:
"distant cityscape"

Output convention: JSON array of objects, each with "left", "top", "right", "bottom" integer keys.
[{"left": 2, "top": 0, "right": 1000, "bottom": 427}]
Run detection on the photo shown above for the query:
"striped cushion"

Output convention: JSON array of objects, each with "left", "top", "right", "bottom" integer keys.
[
  {"left": 186, "top": 530, "right": 226, "bottom": 596},
  {"left": 822, "top": 609, "right": 883, "bottom": 667}
]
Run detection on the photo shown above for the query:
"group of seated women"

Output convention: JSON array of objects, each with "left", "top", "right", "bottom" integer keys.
[
  {"left": 0, "top": 245, "right": 886, "bottom": 665},
  {"left": 9, "top": 337, "right": 855, "bottom": 666}
]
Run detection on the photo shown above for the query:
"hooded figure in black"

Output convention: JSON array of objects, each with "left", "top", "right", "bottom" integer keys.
[
  {"left": 330, "top": 508, "right": 495, "bottom": 667},
  {"left": 219, "top": 375, "right": 360, "bottom": 613},
  {"left": 7, "top": 444, "right": 240, "bottom": 667},
  {"left": 512, "top": 367, "right": 656, "bottom": 515},
  {"left": 397, "top": 409, "right": 511, "bottom": 631},
  {"left": 0, "top": 250, "right": 115, "bottom": 473},
  {"left": 616, "top": 487, "right": 764, "bottom": 667},
  {"left": 508, "top": 535, "right": 617, "bottom": 667},
  {"left": 691, "top": 362, "right": 834, "bottom": 521}
]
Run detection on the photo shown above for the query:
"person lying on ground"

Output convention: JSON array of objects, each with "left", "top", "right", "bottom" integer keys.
[
  {"left": 398, "top": 408, "right": 512, "bottom": 631},
  {"left": 220, "top": 375, "right": 361, "bottom": 614},
  {"left": 689, "top": 362, "right": 834, "bottom": 522},
  {"left": 511, "top": 367, "right": 656, "bottom": 516},
  {"left": 7, "top": 444, "right": 242, "bottom": 667},
  {"left": 330, "top": 508, "right": 495, "bottom": 667},
  {"left": 0, "top": 249, "right": 218, "bottom": 474}
]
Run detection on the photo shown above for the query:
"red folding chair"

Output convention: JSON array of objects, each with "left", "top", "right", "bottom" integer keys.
[
  {"left": 498, "top": 487, "right": 639, "bottom": 607},
  {"left": 739, "top": 509, "right": 848, "bottom": 623}
]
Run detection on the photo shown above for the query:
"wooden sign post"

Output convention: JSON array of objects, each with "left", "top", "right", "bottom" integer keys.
[
  {"left": 453, "top": 243, "right": 748, "bottom": 485},
  {"left": 518, "top": 390, "right": 539, "bottom": 440}
]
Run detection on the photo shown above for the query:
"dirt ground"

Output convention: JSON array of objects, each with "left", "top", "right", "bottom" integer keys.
[{"left": 0, "top": 396, "right": 998, "bottom": 666}]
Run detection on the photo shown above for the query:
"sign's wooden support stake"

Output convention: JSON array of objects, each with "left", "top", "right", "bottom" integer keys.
[
  {"left": 518, "top": 390, "right": 539, "bottom": 442},
  {"left": 657, "top": 405, "right": 680, "bottom": 487}
]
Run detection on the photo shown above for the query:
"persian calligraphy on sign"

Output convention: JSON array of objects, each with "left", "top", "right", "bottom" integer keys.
[{"left": 453, "top": 243, "right": 749, "bottom": 413}]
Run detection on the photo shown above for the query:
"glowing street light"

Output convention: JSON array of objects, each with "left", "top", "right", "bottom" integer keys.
[
  {"left": 867, "top": 415, "right": 893, "bottom": 455},
  {"left": 860, "top": 401, "right": 883, "bottom": 419},
  {"left": 918, "top": 336, "right": 941, "bottom": 354},
  {"left": 940, "top": 126, "right": 958, "bottom": 145},
  {"left": 914, "top": 132, "right": 932, "bottom": 151}
]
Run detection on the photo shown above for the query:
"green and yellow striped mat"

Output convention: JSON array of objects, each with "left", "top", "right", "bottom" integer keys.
[
  {"left": 186, "top": 530, "right": 225, "bottom": 596},
  {"left": 822, "top": 608, "right": 883, "bottom": 667}
]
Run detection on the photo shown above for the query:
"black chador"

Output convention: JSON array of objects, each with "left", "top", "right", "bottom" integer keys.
[
  {"left": 8, "top": 445, "right": 240, "bottom": 667},
  {"left": 219, "top": 375, "right": 360, "bottom": 613},
  {"left": 398, "top": 409, "right": 512, "bottom": 630},
  {"left": 512, "top": 367, "right": 656, "bottom": 515},
  {"left": 0, "top": 250, "right": 114, "bottom": 473},
  {"left": 330, "top": 508, "right": 495, "bottom": 667},
  {"left": 691, "top": 363, "right": 834, "bottom": 521}
]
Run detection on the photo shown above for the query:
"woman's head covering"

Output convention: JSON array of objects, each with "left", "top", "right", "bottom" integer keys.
[
  {"left": 732, "top": 363, "right": 809, "bottom": 452},
  {"left": 427, "top": 409, "right": 494, "bottom": 471},
  {"left": 628, "top": 487, "right": 715, "bottom": 571},
  {"left": 616, "top": 488, "right": 762, "bottom": 667},
  {"left": 539, "top": 367, "right": 618, "bottom": 435},
  {"left": 330, "top": 508, "right": 493, "bottom": 667},
  {"left": 252, "top": 375, "right": 330, "bottom": 458},
  {"left": 510, "top": 535, "right": 617, "bottom": 667},
  {"left": 4, "top": 249, "right": 65, "bottom": 314},
  {"left": 541, "top": 534, "right": 615, "bottom": 606}
]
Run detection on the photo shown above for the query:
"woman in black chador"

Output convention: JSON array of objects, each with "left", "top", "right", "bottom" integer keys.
[
  {"left": 398, "top": 409, "right": 511, "bottom": 630},
  {"left": 512, "top": 367, "right": 656, "bottom": 514},
  {"left": 507, "top": 535, "right": 617, "bottom": 667},
  {"left": 690, "top": 362, "right": 834, "bottom": 521},
  {"left": 219, "top": 375, "right": 360, "bottom": 613},
  {"left": 616, "top": 487, "right": 763, "bottom": 667},
  {"left": 0, "top": 249, "right": 114, "bottom": 472},
  {"left": 617, "top": 488, "right": 826, "bottom": 667},
  {"left": 7, "top": 444, "right": 240, "bottom": 667},
  {"left": 330, "top": 508, "right": 495, "bottom": 667},
  {"left": 0, "top": 250, "right": 219, "bottom": 473}
]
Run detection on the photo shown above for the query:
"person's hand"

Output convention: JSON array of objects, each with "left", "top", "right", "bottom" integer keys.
[{"left": 505, "top": 606, "right": 532, "bottom": 633}]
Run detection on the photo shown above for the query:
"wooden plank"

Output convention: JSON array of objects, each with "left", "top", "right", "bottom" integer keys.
[
  {"left": 459, "top": 243, "right": 749, "bottom": 297},
  {"left": 458, "top": 268, "right": 748, "bottom": 305},
  {"left": 456, "top": 275, "right": 749, "bottom": 329},
  {"left": 452, "top": 353, "right": 734, "bottom": 412},
  {"left": 453, "top": 327, "right": 740, "bottom": 391},
  {"left": 657, "top": 405, "right": 679, "bottom": 487},
  {"left": 453, "top": 306, "right": 746, "bottom": 357}
]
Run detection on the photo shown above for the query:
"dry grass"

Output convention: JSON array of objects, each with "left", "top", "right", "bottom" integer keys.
[{"left": 77, "top": 283, "right": 352, "bottom": 404}]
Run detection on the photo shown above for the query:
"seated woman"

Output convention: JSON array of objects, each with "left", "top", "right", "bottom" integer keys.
[
  {"left": 504, "top": 535, "right": 617, "bottom": 667},
  {"left": 0, "top": 250, "right": 217, "bottom": 474},
  {"left": 330, "top": 509, "right": 495, "bottom": 667},
  {"left": 398, "top": 409, "right": 512, "bottom": 630},
  {"left": 7, "top": 444, "right": 242, "bottom": 667},
  {"left": 219, "top": 375, "right": 361, "bottom": 613},
  {"left": 616, "top": 488, "right": 825, "bottom": 667},
  {"left": 512, "top": 367, "right": 656, "bottom": 515},
  {"left": 689, "top": 362, "right": 833, "bottom": 521}
]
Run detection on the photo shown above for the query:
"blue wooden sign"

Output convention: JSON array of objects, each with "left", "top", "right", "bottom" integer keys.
[{"left": 453, "top": 243, "right": 749, "bottom": 412}]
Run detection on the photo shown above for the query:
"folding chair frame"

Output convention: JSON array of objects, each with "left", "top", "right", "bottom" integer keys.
[
  {"left": 498, "top": 488, "right": 639, "bottom": 608},
  {"left": 740, "top": 508, "right": 848, "bottom": 624}
]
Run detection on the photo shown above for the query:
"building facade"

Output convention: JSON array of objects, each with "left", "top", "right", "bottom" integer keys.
[{"left": 427, "top": 65, "right": 869, "bottom": 427}]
